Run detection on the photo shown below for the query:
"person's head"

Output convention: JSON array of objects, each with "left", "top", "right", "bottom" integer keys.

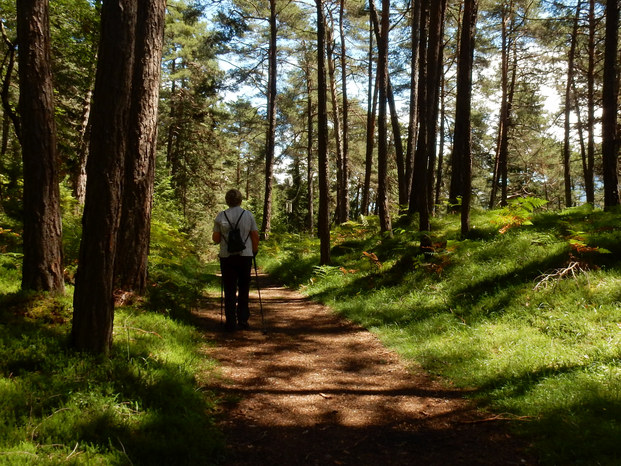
[{"left": 225, "top": 189, "right": 243, "bottom": 207}]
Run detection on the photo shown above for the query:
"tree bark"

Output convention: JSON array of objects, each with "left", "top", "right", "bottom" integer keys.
[
  {"left": 585, "top": 0, "right": 596, "bottom": 205},
  {"left": 1, "top": 23, "right": 21, "bottom": 147},
  {"left": 450, "top": 0, "right": 478, "bottom": 235},
  {"left": 405, "top": 0, "right": 421, "bottom": 207},
  {"left": 72, "top": 0, "right": 137, "bottom": 354},
  {"left": 17, "top": 0, "right": 64, "bottom": 293},
  {"left": 563, "top": 1, "right": 581, "bottom": 209},
  {"left": 362, "top": 42, "right": 378, "bottom": 217},
  {"left": 410, "top": 0, "right": 445, "bottom": 232},
  {"left": 490, "top": 5, "right": 516, "bottom": 208},
  {"left": 409, "top": 0, "right": 429, "bottom": 218},
  {"left": 261, "top": 0, "right": 278, "bottom": 239},
  {"left": 368, "top": 4, "right": 405, "bottom": 212},
  {"left": 326, "top": 17, "right": 345, "bottom": 224},
  {"left": 601, "top": 0, "right": 619, "bottom": 208},
  {"left": 376, "top": 0, "right": 392, "bottom": 234},
  {"left": 339, "top": 0, "right": 350, "bottom": 223},
  {"left": 304, "top": 54, "right": 315, "bottom": 233},
  {"left": 316, "top": 0, "right": 331, "bottom": 265},
  {"left": 115, "top": 0, "right": 166, "bottom": 294}
]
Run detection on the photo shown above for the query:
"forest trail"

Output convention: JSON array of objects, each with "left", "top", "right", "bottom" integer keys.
[{"left": 194, "top": 274, "right": 534, "bottom": 465}]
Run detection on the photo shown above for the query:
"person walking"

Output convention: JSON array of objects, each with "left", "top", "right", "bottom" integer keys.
[{"left": 213, "top": 189, "right": 259, "bottom": 331}]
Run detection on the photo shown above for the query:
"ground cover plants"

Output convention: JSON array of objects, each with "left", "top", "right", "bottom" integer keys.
[
  {"left": 0, "top": 214, "right": 224, "bottom": 465},
  {"left": 261, "top": 204, "right": 621, "bottom": 465}
]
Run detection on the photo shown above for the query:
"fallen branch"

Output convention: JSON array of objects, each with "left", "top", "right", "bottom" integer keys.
[
  {"left": 533, "top": 261, "right": 585, "bottom": 291},
  {"left": 460, "top": 413, "right": 534, "bottom": 423}
]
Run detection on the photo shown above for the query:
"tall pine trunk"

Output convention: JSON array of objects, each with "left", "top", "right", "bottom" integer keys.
[
  {"left": 585, "top": 0, "right": 596, "bottom": 204},
  {"left": 376, "top": 0, "right": 392, "bottom": 234},
  {"left": 316, "top": 0, "right": 331, "bottom": 265},
  {"left": 115, "top": 0, "right": 166, "bottom": 294},
  {"left": 562, "top": 1, "right": 581, "bottom": 208},
  {"left": 326, "top": 18, "right": 344, "bottom": 224},
  {"left": 304, "top": 53, "right": 315, "bottom": 233},
  {"left": 450, "top": 0, "right": 478, "bottom": 235},
  {"left": 261, "top": 0, "right": 278, "bottom": 239},
  {"left": 72, "top": 0, "right": 137, "bottom": 354},
  {"left": 17, "top": 0, "right": 64, "bottom": 294},
  {"left": 410, "top": 0, "right": 445, "bottom": 232},
  {"left": 405, "top": 0, "right": 421, "bottom": 207},
  {"left": 362, "top": 51, "right": 378, "bottom": 216},
  {"left": 339, "top": 0, "right": 350, "bottom": 223},
  {"left": 601, "top": 0, "right": 619, "bottom": 208}
]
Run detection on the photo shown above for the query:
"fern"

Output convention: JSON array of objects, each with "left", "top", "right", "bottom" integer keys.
[{"left": 492, "top": 196, "right": 549, "bottom": 233}]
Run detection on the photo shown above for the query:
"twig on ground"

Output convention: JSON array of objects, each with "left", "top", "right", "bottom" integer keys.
[
  {"left": 533, "top": 261, "right": 585, "bottom": 290},
  {"left": 460, "top": 413, "right": 534, "bottom": 423}
]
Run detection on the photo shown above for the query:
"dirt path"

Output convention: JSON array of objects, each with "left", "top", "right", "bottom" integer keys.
[{"left": 195, "top": 275, "right": 534, "bottom": 465}]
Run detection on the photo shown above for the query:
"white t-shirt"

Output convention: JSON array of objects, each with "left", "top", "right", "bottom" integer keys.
[{"left": 213, "top": 206, "right": 258, "bottom": 258}]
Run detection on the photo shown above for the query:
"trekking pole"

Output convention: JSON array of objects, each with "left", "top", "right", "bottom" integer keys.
[
  {"left": 253, "top": 255, "right": 266, "bottom": 334},
  {"left": 220, "top": 268, "right": 224, "bottom": 327}
]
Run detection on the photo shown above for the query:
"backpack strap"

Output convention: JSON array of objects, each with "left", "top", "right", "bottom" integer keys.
[
  {"left": 221, "top": 210, "right": 248, "bottom": 246},
  {"left": 222, "top": 209, "right": 245, "bottom": 228}
]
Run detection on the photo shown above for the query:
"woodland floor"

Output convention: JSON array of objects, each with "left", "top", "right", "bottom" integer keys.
[{"left": 194, "top": 274, "right": 536, "bottom": 465}]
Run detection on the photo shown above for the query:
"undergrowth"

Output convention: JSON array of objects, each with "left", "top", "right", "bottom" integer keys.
[
  {"left": 261, "top": 205, "right": 621, "bottom": 465},
  {"left": 0, "top": 213, "right": 224, "bottom": 465}
]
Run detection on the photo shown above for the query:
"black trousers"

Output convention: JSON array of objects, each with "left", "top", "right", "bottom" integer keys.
[{"left": 220, "top": 255, "right": 253, "bottom": 327}]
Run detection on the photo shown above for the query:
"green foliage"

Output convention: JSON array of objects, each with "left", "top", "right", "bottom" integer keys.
[
  {"left": 0, "top": 214, "right": 225, "bottom": 464},
  {"left": 491, "top": 196, "right": 549, "bottom": 233},
  {"left": 265, "top": 209, "right": 621, "bottom": 465},
  {"left": 0, "top": 295, "right": 223, "bottom": 464},
  {"left": 147, "top": 219, "right": 213, "bottom": 318}
]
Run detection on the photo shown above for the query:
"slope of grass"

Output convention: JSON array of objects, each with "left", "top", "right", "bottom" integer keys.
[
  {"left": 261, "top": 206, "right": 621, "bottom": 465},
  {"left": 0, "top": 214, "right": 224, "bottom": 465}
]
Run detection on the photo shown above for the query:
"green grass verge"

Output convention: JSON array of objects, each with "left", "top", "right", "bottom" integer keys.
[
  {"left": 0, "top": 215, "right": 225, "bottom": 465},
  {"left": 260, "top": 206, "right": 621, "bottom": 465},
  {"left": 0, "top": 287, "right": 223, "bottom": 465}
]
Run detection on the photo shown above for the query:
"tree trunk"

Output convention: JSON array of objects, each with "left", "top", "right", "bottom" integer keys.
[
  {"left": 305, "top": 56, "right": 315, "bottom": 233},
  {"left": 115, "top": 0, "right": 166, "bottom": 294},
  {"left": 316, "top": 0, "right": 331, "bottom": 265},
  {"left": 339, "top": 0, "right": 350, "bottom": 223},
  {"left": 405, "top": 0, "right": 421, "bottom": 206},
  {"left": 409, "top": 0, "right": 429, "bottom": 218},
  {"left": 425, "top": 7, "right": 445, "bottom": 217},
  {"left": 435, "top": 70, "right": 445, "bottom": 211},
  {"left": 376, "top": 0, "right": 392, "bottom": 234},
  {"left": 72, "top": 0, "right": 137, "bottom": 354},
  {"left": 387, "top": 79, "right": 406, "bottom": 209},
  {"left": 490, "top": 6, "right": 516, "bottom": 208},
  {"left": 1, "top": 25, "right": 20, "bottom": 153},
  {"left": 17, "top": 0, "right": 64, "bottom": 294},
  {"left": 362, "top": 9, "right": 376, "bottom": 217},
  {"left": 369, "top": 4, "right": 405, "bottom": 212},
  {"left": 362, "top": 58, "right": 378, "bottom": 217},
  {"left": 585, "top": 0, "right": 596, "bottom": 205},
  {"left": 563, "top": 1, "right": 581, "bottom": 209},
  {"left": 75, "top": 87, "right": 92, "bottom": 206},
  {"left": 452, "top": 0, "right": 478, "bottom": 235},
  {"left": 410, "top": 0, "right": 444, "bottom": 232},
  {"left": 601, "top": 0, "right": 619, "bottom": 209},
  {"left": 326, "top": 18, "right": 344, "bottom": 224},
  {"left": 261, "top": 0, "right": 278, "bottom": 239}
]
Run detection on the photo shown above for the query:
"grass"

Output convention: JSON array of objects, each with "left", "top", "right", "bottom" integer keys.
[
  {"left": 260, "top": 206, "right": 621, "bottom": 465},
  {"left": 0, "top": 215, "right": 225, "bottom": 465},
  {"left": 2, "top": 203, "right": 620, "bottom": 464}
]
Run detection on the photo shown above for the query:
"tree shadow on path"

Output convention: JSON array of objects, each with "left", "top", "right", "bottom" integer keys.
[{"left": 194, "top": 275, "right": 535, "bottom": 466}]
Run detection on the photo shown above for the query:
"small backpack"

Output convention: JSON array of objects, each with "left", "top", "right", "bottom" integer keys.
[{"left": 222, "top": 210, "right": 248, "bottom": 254}]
